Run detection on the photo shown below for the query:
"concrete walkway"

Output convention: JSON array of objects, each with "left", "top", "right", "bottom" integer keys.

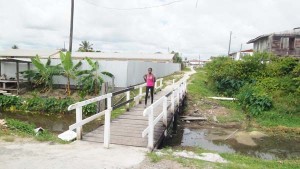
[{"left": 0, "top": 140, "right": 146, "bottom": 169}]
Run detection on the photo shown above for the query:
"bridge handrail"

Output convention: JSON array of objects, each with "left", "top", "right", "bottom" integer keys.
[
  {"left": 65, "top": 77, "right": 164, "bottom": 149},
  {"left": 142, "top": 77, "right": 187, "bottom": 150}
]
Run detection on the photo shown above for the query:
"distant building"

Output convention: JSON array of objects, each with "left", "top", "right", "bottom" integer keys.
[
  {"left": 229, "top": 49, "right": 253, "bottom": 60},
  {"left": 188, "top": 60, "right": 210, "bottom": 67},
  {"left": 247, "top": 28, "right": 300, "bottom": 58},
  {"left": 0, "top": 49, "right": 180, "bottom": 87}
]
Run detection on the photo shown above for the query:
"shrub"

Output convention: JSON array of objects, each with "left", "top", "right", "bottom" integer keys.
[
  {"left": 0, "top": 95, "right": 22, "bottom": 110},
  {"left": 237, "top": 84, "right": 273, "bottom": 117},
  {"left": 6, "top": 118, "right": 35, "bottom": 135}
]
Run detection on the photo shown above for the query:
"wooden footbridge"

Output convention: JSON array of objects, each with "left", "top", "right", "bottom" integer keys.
[{"left": 62, "top": 74, "right": 191, "bottom": 151}]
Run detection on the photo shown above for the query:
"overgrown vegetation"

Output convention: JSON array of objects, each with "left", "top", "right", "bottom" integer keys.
[
  {"left": 205, "top": 52, "right": 300, "bottom": 126},
  {"left": 22, "top": 52, "right": 114, "bottom": 96},
  {"left": 0, "top": 95, "right": 96, "bottom": 115}
]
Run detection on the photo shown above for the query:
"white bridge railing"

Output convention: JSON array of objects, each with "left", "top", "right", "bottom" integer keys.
[
  {"left": 65, "top": 78, "right": 163, "bottom": 148},
  {"left": 142, "top": 77, "right": 188, "bottom": 150}
]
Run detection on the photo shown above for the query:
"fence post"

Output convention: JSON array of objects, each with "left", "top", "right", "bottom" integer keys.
[
  {"left": 76, "top": 107, "right": 83, "bottom": 140},
  {"left": 160, "top": 79, "right": 163, "bottom": 91},
  {"left": 104, "top": 95, "right": 112, "bottom": 148},
  {"left": 163, "top": 96, "right": 168, "bottom": 126},
  {"left": 126, "top": 91, "right": 130, "bottom": 111},
  {"left": 148, "top": 106, "right": 154, "bottom": 150}
]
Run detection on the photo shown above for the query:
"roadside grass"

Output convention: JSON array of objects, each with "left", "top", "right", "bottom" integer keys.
[
  {"left": 148, "top": 148, "right": 300, "bottom": 169},
  {"left": 0, "top": 118, "right": 68, "bottom": 144},
  {"left": 182, "top": 67, "right": 191, "bottom": 72}
]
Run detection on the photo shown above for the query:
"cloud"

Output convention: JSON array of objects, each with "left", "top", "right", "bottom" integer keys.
[{"left": 0, "top": 0, "right": 299, "bottom": 60}]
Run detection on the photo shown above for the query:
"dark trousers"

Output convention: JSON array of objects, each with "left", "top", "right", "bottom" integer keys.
[{"left": 145, "top": 86, "right": 154, "bottom": 105}]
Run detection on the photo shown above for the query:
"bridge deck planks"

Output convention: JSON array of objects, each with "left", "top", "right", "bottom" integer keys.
[{"left": 82, "top": 88, "right": 177, "bottom": 149}]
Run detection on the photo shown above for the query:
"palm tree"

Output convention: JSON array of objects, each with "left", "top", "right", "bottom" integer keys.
[
  {"left": 22, "top": 55, "right": 62, "bottom": 92},
  {"left": 60, "top": 52, "right": 82, "bottom": 96},
  {"left": 77, "top": 57, "right": 113, "bottom": 95},
  {"left": 78, "top": 41, "right": 94, "bottom": 52},
  {"left": 12, "top": 45, "right": 18, "bottom": 49}
]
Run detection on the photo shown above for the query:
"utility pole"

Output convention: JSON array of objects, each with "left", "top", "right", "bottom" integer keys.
[
  {"left": 228, "top": 31, "right": 232, "bottom": 56},
  {"left": 198, "top": 54, "right": 201, "bottom": 66},
  {"left": 69, "top": 0, "right": 74, "bottom": 53}
]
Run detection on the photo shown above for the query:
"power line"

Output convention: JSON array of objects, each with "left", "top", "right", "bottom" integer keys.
[{"left": 83, "top": 0, "right": 189, "bottom": 10}]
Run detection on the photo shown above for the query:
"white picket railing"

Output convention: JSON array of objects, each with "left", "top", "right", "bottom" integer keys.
[
  {"left": 67, "top": 93, "right": 113, "bottom": 148},
  {"left": 66, "top": 78, "right": 164, "bottom": 149},
  {"left": 142, "top": 77, "right": 188, "bottom": 150}
]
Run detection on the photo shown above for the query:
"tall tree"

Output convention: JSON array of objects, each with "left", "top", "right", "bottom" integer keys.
[
  {"left": 60, "top": 52, "right": 82, "bottom": 96},
  {"left": 78, "top": 41, "right": 94, "bottom": 52},
  {"left": 11, "top": 45, "right": 18, "bottom": 49},
  {"left": 77, "top": 57, "right": 113, "bottom": 95}
]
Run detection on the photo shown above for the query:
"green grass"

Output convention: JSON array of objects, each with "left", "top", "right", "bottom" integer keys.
[
  {"left": 150, "top": 148, "right": 300, "bottom": 169},
  {"left": 182, "top": 67, "right": 191, "bottom": 72},
  {"left": 255, "top": 111, "right": 300, "bottom": 128},
  {"left": 188, "top": 69, "right": 214, "bottom": 98},
  {"left": 1, "top": 118, "right": 68, "bottom": 144}
]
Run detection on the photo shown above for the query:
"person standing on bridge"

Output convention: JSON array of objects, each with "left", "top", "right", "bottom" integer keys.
[{"left": 144, "top": 68, "right": 156, "bottom": 108}]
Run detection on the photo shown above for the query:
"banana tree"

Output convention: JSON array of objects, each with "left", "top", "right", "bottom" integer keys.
[
  {"left": 77, "top": 57, "right": 114, "bottom": 95},
  {"left": 60, "top": 51, "right": 82, "bottom": 96},
  {"left": 22, "top": 55, "right": 62, "bottom": 92}
]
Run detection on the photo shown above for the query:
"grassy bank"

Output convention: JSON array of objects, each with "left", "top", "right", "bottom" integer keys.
[
  {"left": 188, "top": 68, "right": 300, "bottom": 129},
  {"left": 0, "top": 118, "right": 68, "bottom": 143},
  {"left": 148, "top": 148, "right": 300, "bottom": 169}
]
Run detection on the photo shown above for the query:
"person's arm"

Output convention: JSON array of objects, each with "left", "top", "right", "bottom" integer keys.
[
  {"left": 153, "top": 75, "right": 156, "bottom": 82},
  {"left": 143, "top": 74, "right": 147, "bottom": 82}
]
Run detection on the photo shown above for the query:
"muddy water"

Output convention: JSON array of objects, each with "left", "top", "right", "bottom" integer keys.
[
  {"left": 164, "top": 125, "right": 300, "bottom": 160},
  {"left": 0, "top": 111, "right": 103, "bottom": 134}
]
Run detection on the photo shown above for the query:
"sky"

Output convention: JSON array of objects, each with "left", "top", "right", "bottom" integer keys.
[{"left": 0, "top": 0, "right": 299, "bottom": 60}]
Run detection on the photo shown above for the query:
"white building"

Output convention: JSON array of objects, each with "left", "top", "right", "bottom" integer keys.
[
  {"left": 0, "top": 49, "right": 180, "bottom": 88},
  {"left": 229, "top": 49, "right": 253, "bottom": 60}
]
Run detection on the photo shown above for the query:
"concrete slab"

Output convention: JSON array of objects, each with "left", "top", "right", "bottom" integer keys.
[{"left": 0, "top": 140, "right": 147, "bottom": 169}]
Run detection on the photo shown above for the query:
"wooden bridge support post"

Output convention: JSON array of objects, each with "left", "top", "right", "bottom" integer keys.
[
  {"left": 171, "top": 91, "right": 175, "bottom": 113},
  {"left": 163, "top": 96, "right": 168, "bottom": 126},
  {"left": 76, "top": 107, "right": 83, "bottom": 140},
  {"left": 104, "top": 96, "right": 112, "bottom": 148},
  {"left": 126, "top": 91, "right": 130, "bottom": 111},
  {"left": 176, "top": 87, "right": 180, "bottom": 106},
  {"left": 148, "top": 106, "right": 154, "bottom": 150}
]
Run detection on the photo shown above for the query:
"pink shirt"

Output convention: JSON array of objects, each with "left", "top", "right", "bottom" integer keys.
[{"left": 146, "top": 74, "right": 155, "bottom": 87}]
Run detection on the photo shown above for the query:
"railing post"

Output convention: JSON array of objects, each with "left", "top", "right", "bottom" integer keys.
[
  {"left": 76, "top": 107, "right": 83, "bottom": 140},
  {"left": 104, "top": 95, "right": 112, "bottom": 148},
  {"left": 148, "top": 106, "right": 154, "bottom": 150},
  {"left": 171, "top": 90, "right": 175, "bottom": 113},
  {"left": 163, "top": 96, "right": 167, "bottom": 126},
  {"left": 126, "top": 91, "right": 130, "bottom": 111},
  {"left": 139, "top": 86, "right": 143, "bottom": 104},
  {"left": 160, "top": 79, "right": 163, "bottom": 91},
  {"left": 176, "top": 88, "right": 180, "bottom": 106}
]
